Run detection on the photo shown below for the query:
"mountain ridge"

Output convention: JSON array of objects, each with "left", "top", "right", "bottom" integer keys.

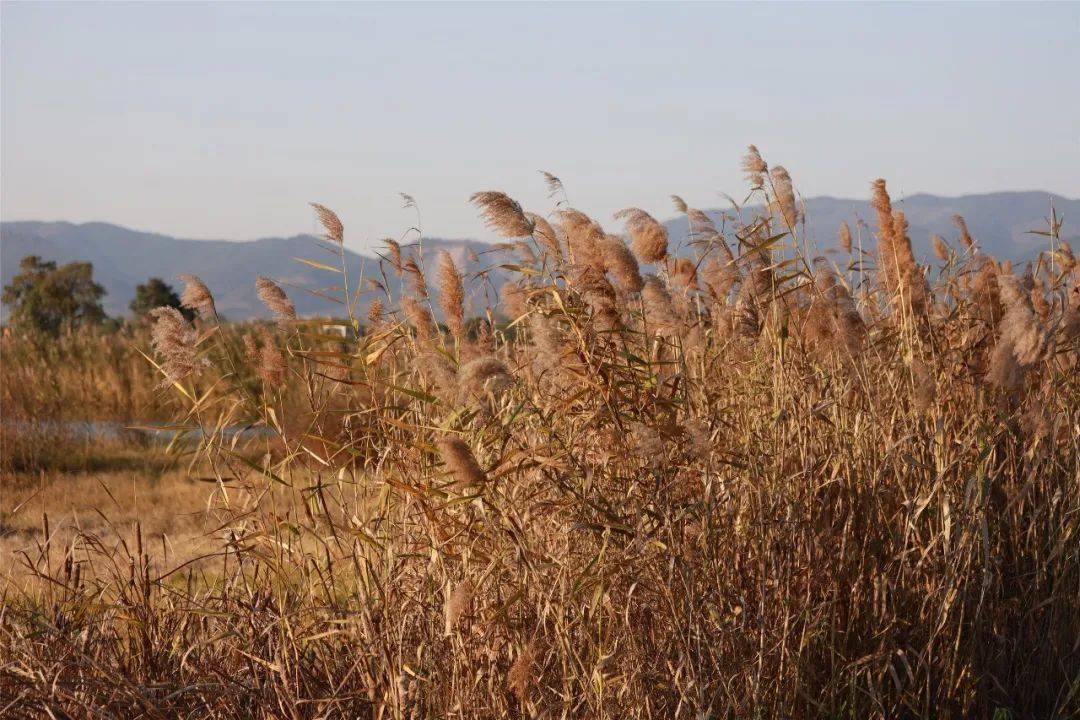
[{"left": 4, "top": 191, "right": 1077, "bottom": 320}]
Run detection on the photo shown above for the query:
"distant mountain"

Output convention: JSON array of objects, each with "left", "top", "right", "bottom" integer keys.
[
  {"left": 3, "top": 191, "right": 1077, "bottom": 320},
  {"left": 663, "top": 191, "right": 1079, "bottom": 263},
  {"left": 0, "top": 222, "right": 503, "bottom": 321}
]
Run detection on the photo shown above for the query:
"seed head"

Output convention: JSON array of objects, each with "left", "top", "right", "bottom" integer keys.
[
  {"left": 470, "top": 191, "right": 535, "bottom": 238},
  {"left": 255, "top": 276, "right": 297, "bottom": 324},
  {"left": 177, "top": 274, "right": 216, "bottom": 320},
  {"left": 310, "top": 203, "right": 344, "bottom": 243}
]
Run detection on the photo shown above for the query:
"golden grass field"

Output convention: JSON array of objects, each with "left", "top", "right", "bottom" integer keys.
[{"left": 2, "top": 149, "right": 1078, "bottom": 718}]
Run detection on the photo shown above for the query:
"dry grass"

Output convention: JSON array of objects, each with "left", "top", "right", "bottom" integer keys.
[
  {"left": 1, "top": 150, "right": 1078, "bottom": 718},
  {"left": 1, "top": 468, "right": 221, "bottom": 584}
]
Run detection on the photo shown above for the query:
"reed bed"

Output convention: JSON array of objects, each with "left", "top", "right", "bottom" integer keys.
[{"left": 1, "top": 149, "right": 1078, "bottom": 718}]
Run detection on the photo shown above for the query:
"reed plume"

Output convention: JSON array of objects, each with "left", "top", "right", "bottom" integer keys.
[
  {"left": 150, "top": 306, "right": 201, "bottom": 386},
  {"left": 987, "top": 270, "right": 1050, "bottom": 391},
  {"left": 436, "top": 436, "right": 487, "bottom": 489},
  {"left": 769, "top": 166, "right": 799, "bottom": 228},
  {"left": 701, "top": 257, "right": 738, "bottom": 302},
  {"left": 402, "top": 296, "right": 436, "bottom": 346},
  {"left": 310, "top": 203, "right": 344, "bottom": 243},
  {"left": 558, "top": 209, "right": 605, "bottom": 271},
  {"left": 255, "top": 277, "right": 297, "bottom": 324},
  {"left": 742, "top": 144, "right": 768, "bottom": 188},
  {"left": 599, "top": 234, "right": 644, "bottom": 294},
  {"left": 540, "top": 170, "right": 564, "bottom": 199},
  {"left": 383, "top": 238, "right": 404, "bottom": 275},
  {"left": 526, "top": 212, "right": 562, "bottom": 260},
  {"left": 367, "top": 298, "right": 384, "bottom": 327},
  {"left": 457, "top": 356, "right": 511, "bottom": 405},
  {"left": 404, "top": 256, "right": 428, "bottom": 299},
  {"left": 437, "top": 250, "right": 465, "bottom": 342},
  {"left": 932, "top": 234, "right": 950, "bottom": 262},
  {"left": 177, "top": 274, "right": 217, "bottom": 320},
  {"left": 838, "top": 221, "right": 853, "bottom": 253},
  {"left": 615, "top": 208, "right": 668, "bottom": 264},
  {"left": 443, "top": 581, "right": 473, "bottom": 635},
  {"left": 669, "top": 257, "right": 698, "bottom": 293},
  {"left": 245, "top": 327, "right": 286, "bottom": 386},
  {"left": 507, "top": 642, "right": 535, "bottom": 701},
  {"left": 500, "top": 281, "right": 529, "bottom": 321},
  {"left": 642, "top": 275, "right": 678, "bottom": 333},
  {"left": 954, "top": 214, "right": 975, "bottom": 251},
  {"left": 470, "top": 191, "right": 534, "bottom": 237}
]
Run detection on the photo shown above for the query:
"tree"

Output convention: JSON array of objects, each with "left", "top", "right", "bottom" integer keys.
[
  {"left": 2, "top": 256, "right": 106, "bottom": 334},
  {"left": 130, "top": 277, "right": 192, "bottom": 321}
]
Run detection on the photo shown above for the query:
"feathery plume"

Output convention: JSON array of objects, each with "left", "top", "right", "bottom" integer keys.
[
  {"left": 701, "top": 257, "right": 738, "bottom": 302},
  {"left": 987, "top": 270, "right": 1050, "bottom": 391},
  {"left": 642, "top": 275, "right": 678, "bottom": 333},
  {"left": 500, "top": 281, "right": 529, "bottom": 321},
  {"left": 437, "top": 436, "right": 487, "bottom": 489},
  {"left": 953, "top": 215, "right": 974, "bottom": 251},
  {"left": 540, "top": 170, "right": 564, "bottom": 199},
  {"left": 741, "top": 145, "right": 768, "bottom": 188},
  {"left": 669, "top": 257, "right": 699, "bottom": 293},
  {"left": 573, "top": 265, "right": 622, "bottom": 332},
  {"left": 310, "top": 203, "right": 344, "bottom": 243},
  {"left": 910, "top": 358, "right": 935, "bottom": 414},
  {"left": 970, "top": 256, "right": 1002, "bottom": 324},
  {"left": 526, "top": 212, "right": 562, "bottom": 260},
  {"left": 891, "top": 210, "right": 929, "bottom": 316},
  {"left": 804, "top": 262, "right": 866, "bottom": 360},
  {"left": 403, "top": 256, "right": 428, "bottom": 299},
  {"left": 687, "top": 208, "right": 717, "bottom": 236},
  {"left": 255, "top": 277, "right": 297, "bottom": 324},
  {"left": 150, "top": 306, "right": 201, "bottom": 387},
  {"left": 470, "top": 191, "right": 535, "bottom": 237},
  {"left": 932, "top": 234, "right": 950, "bottom": 262},
  {"left": 872, "top": 181, "right": 927, "bottom": 318},
  {"left": 615, "top": 208, "right": 668, "bottom": 264},
  {"left": 402, "top": 296, "right": 436, "bottom": 346},
  {"left": 444, "top": 581, "right": 473, "bottom": 635},
  {"left": 177, "top": 274, "right": 216, "bottom": 320},
  {"left": 599, "top": 235, "right": 644, "bottom": 294},
  {"left": 558, "top": 209, "right": 605, "bottom": 271},
  {"left": 367, "top": 298, "right": 384, "bottom": 328},
  {"left": 383, "top": 238, "right": 404, "bottom": 275},
  {"left": 838, "top": 222, "right": 853, "bottom": 253},
  {"left": 529, "top": 313, "right": 567, "bottom": 376},
  {"left": 457, "top": 356, "right": 512, "bottom": 405},
  {"left": 245, "top": 327, "right": 286, "bottom": 386},
  {"left": 437, "top": 251, "right": 465, "bottom": 341},
  {"left": 1058, "top": 241, "right": 1076, "bottom": 273},
  {"left": 769, "top": 166, "right": 799, "bottom": 228},
  {"left": 507, "top": 642, "right": 536, "bottom": 701}
]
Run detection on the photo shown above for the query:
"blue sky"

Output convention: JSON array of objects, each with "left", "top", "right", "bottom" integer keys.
[{"left": 2, "top": 2, "right": 1077, "bottom": 250}]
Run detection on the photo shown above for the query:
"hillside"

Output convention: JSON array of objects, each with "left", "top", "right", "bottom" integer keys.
[
  {"left": 3, "top": 191, "right": 1076, "bottom": 320},
  {"left": 0, "top": 222, "right": 499, "bottom": 320}
]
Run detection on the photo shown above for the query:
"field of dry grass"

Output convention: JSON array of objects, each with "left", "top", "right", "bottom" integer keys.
[{"left": 2, "top": 149, "right": 1078, "bottom": 718}]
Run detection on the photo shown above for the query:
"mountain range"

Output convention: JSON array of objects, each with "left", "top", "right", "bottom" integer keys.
[{"left": 2, "top": 191, "right": 1076, "bottom": 321}]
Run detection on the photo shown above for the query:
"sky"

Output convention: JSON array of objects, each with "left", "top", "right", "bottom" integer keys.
[{"left": 2, "top": 1, "right": 1078, "bottom": 251}]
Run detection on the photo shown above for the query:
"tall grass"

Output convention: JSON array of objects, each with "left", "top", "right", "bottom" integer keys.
[{"left": 2, "top": 149, "right": 1078, "bottom": 718}]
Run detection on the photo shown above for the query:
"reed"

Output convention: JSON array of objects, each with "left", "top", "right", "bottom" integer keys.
[{"left": 2, "top": 148, "right": 1078, "bottom": 719}]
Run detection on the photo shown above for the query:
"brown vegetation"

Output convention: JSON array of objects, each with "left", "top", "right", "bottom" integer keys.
[{"left": 1, "top": 149, "right": 1078, "bottom": 718}]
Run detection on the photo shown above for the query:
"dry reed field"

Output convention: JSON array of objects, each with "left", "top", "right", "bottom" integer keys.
[{"left": 2, "top": 148, "right": 1079, "bottom": 718}]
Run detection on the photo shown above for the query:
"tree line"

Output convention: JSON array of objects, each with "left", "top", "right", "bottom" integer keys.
[{"left": 2, "top": 255, "right": 193, "bottom": 334}]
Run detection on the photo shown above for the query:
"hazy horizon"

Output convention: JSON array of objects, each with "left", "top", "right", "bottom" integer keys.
[
  {"left": 3, "top": 188, "right": 1078, "bottom": 246},
  {"left": 3, "top": 2, "right": 1079, "bottom": 251}
]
